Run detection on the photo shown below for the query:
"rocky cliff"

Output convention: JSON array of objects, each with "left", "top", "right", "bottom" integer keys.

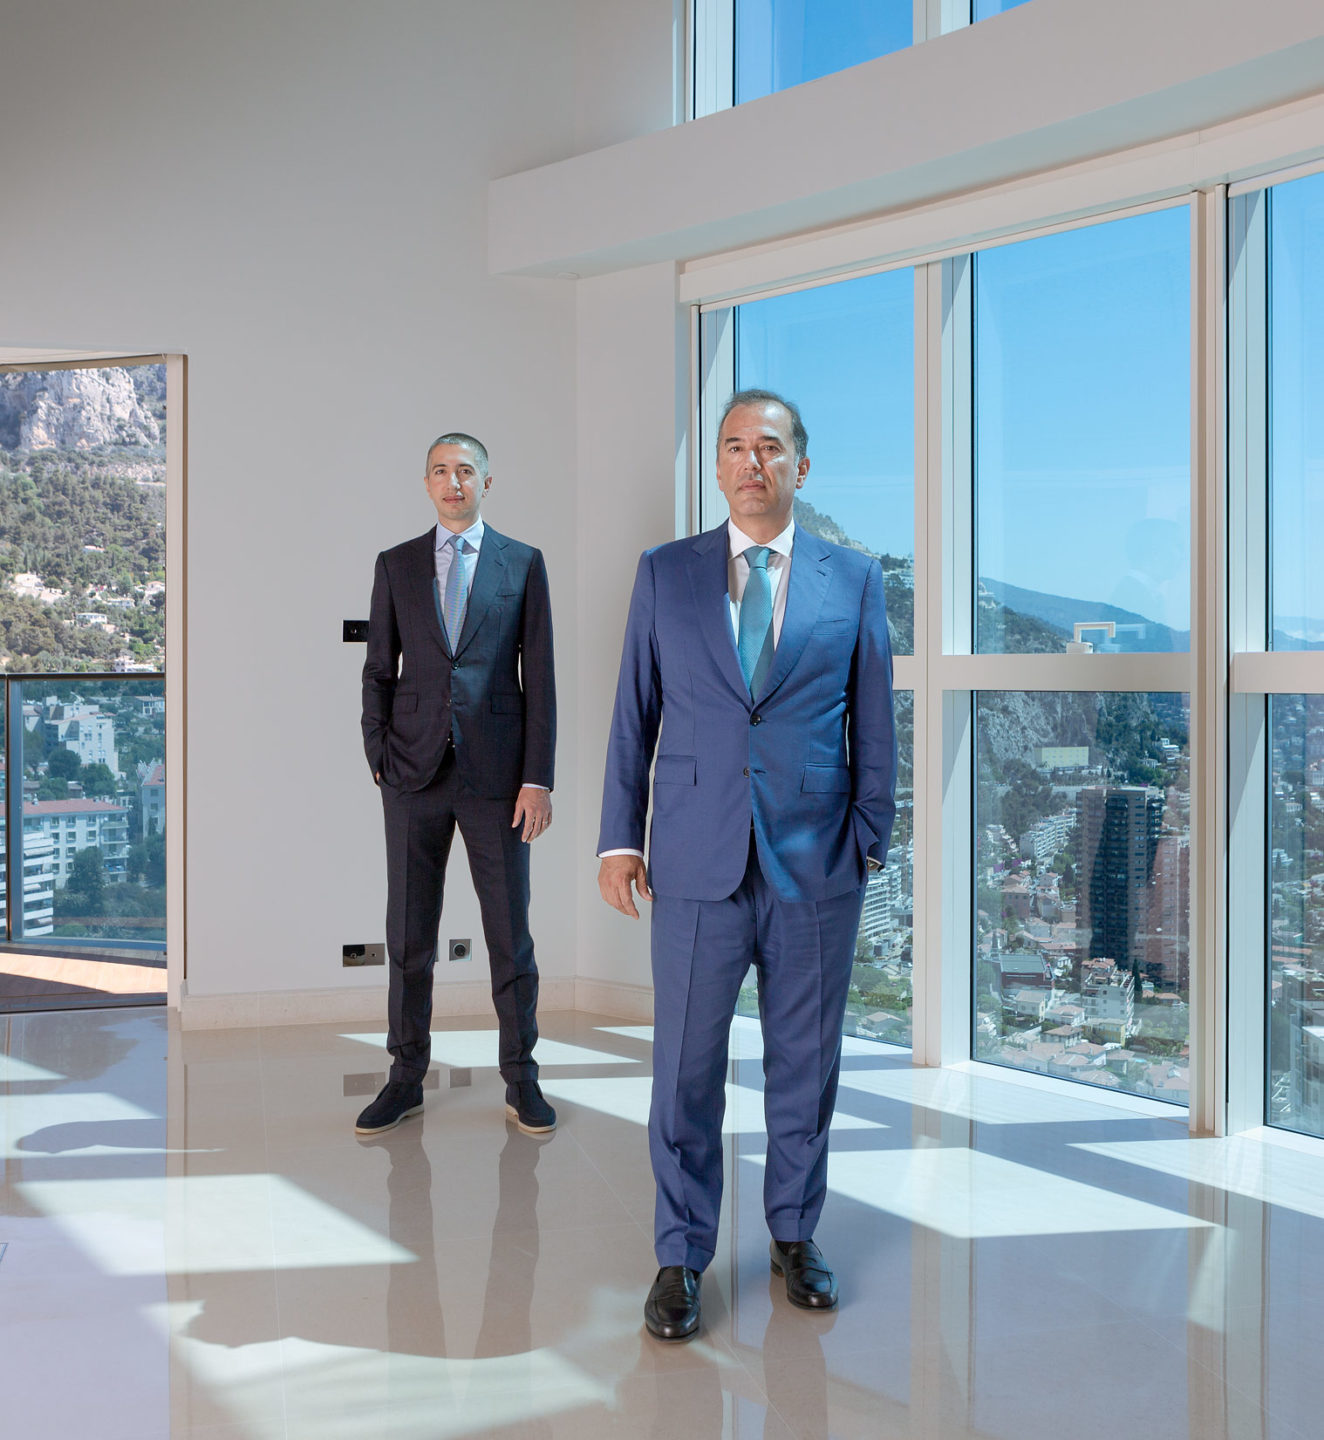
[{"left": 0, "top": 367, "right": 161, "bottom": 451}]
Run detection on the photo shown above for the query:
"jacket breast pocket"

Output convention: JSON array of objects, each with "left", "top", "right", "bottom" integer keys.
[
  {"left": 654, "top": 755, "right": 697, "bottom": 785},
  {"left": 801, "top": 764, "right": 851, "bottom": 794}
]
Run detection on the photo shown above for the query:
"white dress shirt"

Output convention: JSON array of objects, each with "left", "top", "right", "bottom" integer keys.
[
  {"left": 434, "top": 516, "right": 484, "bottom": 595},
  {"left": 599, "top": 519, "right": 795, "bottom": 860},
  {"left": 726, "top": 517, "right": 794, "bottom": 648},
  {"left": 435, "top": 517, "right": 546, "bottom": 793}
]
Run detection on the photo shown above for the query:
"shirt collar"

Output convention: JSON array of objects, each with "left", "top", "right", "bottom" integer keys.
[
  {"left": 436, "top": 517, "right": 485, "bottom": 553},
  {"left": 728, "top": 517, "right": 795, "bottom": 561}
]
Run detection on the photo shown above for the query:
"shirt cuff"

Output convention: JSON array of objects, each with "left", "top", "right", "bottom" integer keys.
[
  {"left": 521, "top": 783, "right": 550, "bottom": 790},
  {"left": 598, "top": 848, "right": 645, "bottom": 859}
]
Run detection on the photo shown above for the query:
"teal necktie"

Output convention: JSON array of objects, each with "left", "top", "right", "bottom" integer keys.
[
  {"left": 737, "top": 546, "right": 774, "bottom": 697},
  {"left": 442, "top": 533, "right": 468, "bottom": 648}
]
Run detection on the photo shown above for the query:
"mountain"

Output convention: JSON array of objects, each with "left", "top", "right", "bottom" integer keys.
[
  {"left": 794, "top": 496, "right": 916, "bottom": 650},
  {"left": 0, "top": 367, "right": 162, "bottom": 453},
  {"left": 978, "top": 577, "right": 1187, "bottom": 652},
  {"left": 0, "top": 365, "right": 166, "bottom": 670}
]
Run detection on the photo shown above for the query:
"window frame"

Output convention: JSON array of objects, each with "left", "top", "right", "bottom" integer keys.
[{"left": 690, "top": 0, "right": 969, "bottom": 120}]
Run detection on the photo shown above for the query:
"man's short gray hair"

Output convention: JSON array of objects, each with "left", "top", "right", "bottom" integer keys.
[
  {"left": 719, "top": 389, "right": 808, "bottom": 462},
  {"left": 426, "top": 432, "right": 490, "bottom": 476}
]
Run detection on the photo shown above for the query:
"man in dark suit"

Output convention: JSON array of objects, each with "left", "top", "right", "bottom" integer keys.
[
  {"left": 359, "top": 432, "right": 557, "bottom": 1137},
  {"left": 598, "top": 390, "right": 896, "bottom": 1340}
]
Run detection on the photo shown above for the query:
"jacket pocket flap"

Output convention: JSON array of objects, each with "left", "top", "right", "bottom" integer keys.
[
  {"left": 654, "top": 755, "right": 697, "bottom": 785},
  {"left": 491, "top": 693, "right": 523, "bottom": 714},
  {"left": 393, "top": 694, "right": 418, "bottom": 713},
  {"left": 801, "top": 764, "right": 851, "bottom": 793}
]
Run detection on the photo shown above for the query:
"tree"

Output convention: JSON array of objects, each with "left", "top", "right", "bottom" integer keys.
[
  {"left": 81, "top": 762, "right": 116, "bottom": 798},
  {"left": 66, "top": 846, "right": 105, "bottom": 912},
  {"left": 47, "top": 746, "right": 80, "bottom": 780}
]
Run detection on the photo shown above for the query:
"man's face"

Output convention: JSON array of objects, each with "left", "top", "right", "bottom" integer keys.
[
  {"left": 715, "top": 402, "right": 808, "bottom": 531},
  {"left": 425, "top": 443, "right": 491, "bottom": 531}
]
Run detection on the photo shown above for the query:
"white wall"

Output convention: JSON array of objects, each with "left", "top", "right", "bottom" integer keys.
[
  {"left": 0, "top": 0, "right": 677, "bottom": 1014},
  {"left": 573, "top": 262, "right": 688, "bottom": 1007}
]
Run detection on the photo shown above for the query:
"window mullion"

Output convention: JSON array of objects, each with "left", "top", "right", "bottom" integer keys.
[
  {"left": 1188, "top": 185, "right": 1230, "bottom": 1136},
  {"left": 1226, "top": 188, "right": 1269, "bottom": 1133}
]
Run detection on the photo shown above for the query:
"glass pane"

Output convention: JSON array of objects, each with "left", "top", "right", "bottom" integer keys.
[
  {"left": 1267, "top": 694, "right": 1324, "bottom": 1135},
  {"left": 1269, "top": 172, "right": 1324, "bottom": 650},
  {"left": 974, "top": 0, "right": 1037, "bottom": 18},
  {"left": 19, "top": 678, "right": 166, "bottom": 945},
  {"left": 736, "top": 0, "right": 911, "bottom": 105},
  {"left": 975, "top": 691, "right": 1191, "bottom": 1102},
  {"left": 732, "top": 268, "right": 915, "bottom": 652},
  {"left": 0, "top": 363, "right": 166, "bottom": 672},
  {"left": 738, "top": 690, "right": 914, "bottom": 1048},
  {"left": 974, "top": 209, "right": 1190, "bottom": 654}
]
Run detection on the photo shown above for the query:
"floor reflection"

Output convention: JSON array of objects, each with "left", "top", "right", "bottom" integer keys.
[{"left": 4, "top": 1008, "right": 1324, "bottom": 1437}]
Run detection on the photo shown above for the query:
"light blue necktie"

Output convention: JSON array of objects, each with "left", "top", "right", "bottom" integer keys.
[
  {"left": 737, "top": 546, "right": 774, "bottom": 697},
  {"left": 442, "top": 533, "right": 469, "bottom": 648}
]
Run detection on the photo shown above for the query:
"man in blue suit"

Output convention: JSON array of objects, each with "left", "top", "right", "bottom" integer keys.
[{"left": 598, "top": 390, "right": 896, "bottom": 1340}]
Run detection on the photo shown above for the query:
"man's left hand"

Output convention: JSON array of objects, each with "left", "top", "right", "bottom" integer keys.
[{"left": 512, "top": 786, "right": 552, "bottom": 842}]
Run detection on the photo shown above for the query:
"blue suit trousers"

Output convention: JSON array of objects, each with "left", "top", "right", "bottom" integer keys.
[{"left": 649, "top": 840, "right": 865, "bottom": 1271}]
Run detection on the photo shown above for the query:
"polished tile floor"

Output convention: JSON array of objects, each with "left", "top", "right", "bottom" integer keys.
[{"left": 2, "top": 1005, "right": 1321, "bottom": 1438}]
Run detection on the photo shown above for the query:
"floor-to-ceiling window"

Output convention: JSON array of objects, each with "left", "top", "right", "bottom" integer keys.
[
  {"left": 969, "top": 207, "right": 1192, "bottom": 1100},
  {"left": 1230, "top": 170, "right": 1324, "bottom": 1138},
  {"left": 699, "top": 268, "right": 916, "bottom": 1047}
]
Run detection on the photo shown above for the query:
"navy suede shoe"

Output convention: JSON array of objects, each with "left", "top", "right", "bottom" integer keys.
[
  {"left": 354, "top": 1080, "right": 424, "bottom": 1136},
  {"left": 505, "top": 1079, "right": 556, "bottom": 1134}
]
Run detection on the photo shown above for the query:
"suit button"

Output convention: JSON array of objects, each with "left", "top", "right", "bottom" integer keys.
[
  {"left": 743, "top": 767, "right": 750, "bottom": 777},
  {"left": 452, "top": 659, "right": 461, "bottom": 669},
  {"left": 751, "top": 714, "right": 762, "bottom": 725}
]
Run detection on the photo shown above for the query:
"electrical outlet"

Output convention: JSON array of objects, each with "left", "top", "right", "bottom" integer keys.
[
  {"left": 343, "top": 943, "right": 385, "bottom": 967},
  {"left": 448, "top": 938, "right": 471, "bottom": 962}
]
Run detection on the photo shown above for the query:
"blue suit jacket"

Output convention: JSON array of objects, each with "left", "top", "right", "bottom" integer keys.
[{"left": 598, "top": 524, "right": 896, "bottom": 903}]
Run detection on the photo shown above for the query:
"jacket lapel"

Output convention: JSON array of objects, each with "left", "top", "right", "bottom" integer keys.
[
  {"left": 757, "top": 528, "right": 831, "bottom": 702},
  {"left": 687, "top": 525, "right": 750, "bottom": 704},
  {"left": 453, "top": 527, "right": 507, "bottom": 659},
  {"left": 409, "top": 528, "right": 452, "bottom": 657}
]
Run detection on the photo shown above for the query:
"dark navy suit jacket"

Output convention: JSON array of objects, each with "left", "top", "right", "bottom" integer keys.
[
  {"left": 598, "top": 523, "right": 896, "bottom": 903},
  {"left": 362, "top": 525, "right": 555, "bottom": 798}
]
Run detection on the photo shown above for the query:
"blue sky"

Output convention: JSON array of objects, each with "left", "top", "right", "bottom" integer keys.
[
  {"left": 1271, "top": 171, "right": 1324, "bottom": 644},
  {"left": 736, "top": 0, "right": 1038, "bottom": 103},
  {"left": 735, "top": 270, "right": 913, "bottom": 562},
  {"left": 732, "top": 207, "right": 1194, "bottom": 640},
  {"left": 975, "top": 207, "right": 1191, "bottom": 637}
]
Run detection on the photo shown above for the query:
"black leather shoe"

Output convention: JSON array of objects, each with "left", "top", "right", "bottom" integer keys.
[
  {"left": 644, "top": 1265, "right": 701, "bottom": 1340},
  {"left": 505, "top": 1079, "right": 556, "bottom": 1134},
  {"left": 770, "top": 1239, "right": 839, "bottom": 1309},
  {"left": 354, "top": 1080, "right": 424, "bottom": 1135}
]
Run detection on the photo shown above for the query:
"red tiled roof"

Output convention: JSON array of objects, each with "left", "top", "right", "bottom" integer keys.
[{"left": 26, "top": 799, "right": 127, "bottom": 815}]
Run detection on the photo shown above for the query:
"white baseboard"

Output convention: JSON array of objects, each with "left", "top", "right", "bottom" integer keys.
[
  {"left": 178, "top": 975, "right": 581, "bottom": 1030},
  {"left": 573, "top": 977, "right": 654, "bottom": 1021}
]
